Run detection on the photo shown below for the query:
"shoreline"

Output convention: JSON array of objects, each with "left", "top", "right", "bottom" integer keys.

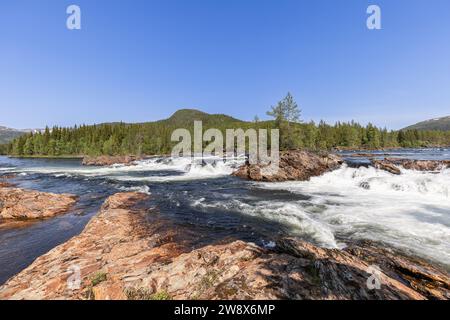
[{"left": 3, "top": 145, "right": 449, "bottom": 159}]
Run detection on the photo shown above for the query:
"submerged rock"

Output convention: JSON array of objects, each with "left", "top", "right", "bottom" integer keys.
[
  {"left": 232, "top": 150, "right": 343, "bottom": 182},
  {"left": 372, "top": 160, "right": 402, "bottom": 175},
  {"left": 372, "top": 158, "right": 450, "bottom": 174},
  {"left": 0, "top": 174, "right": 16, "bottom": 188},
  {"left": 0, "top": 182, "right": 13, "bottom": 188},
  {"left": 0, "top": 187, "right": 77, "bottom": 220},
  {"left": 1, "top": 191, "right": 448, "bottom": 300},
  {"left": 82, "top": 155, "right": 141, "bottom": 166}
]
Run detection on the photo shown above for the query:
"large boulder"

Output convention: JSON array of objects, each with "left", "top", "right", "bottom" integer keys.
[
  {"left": 232, "top": 150, "right": 343, "bottom": 182},
  {"left": 0, "top": 187, "right": 77, "bottom": 220},
  {"left": 1, "top": 191, "right": 448, "bottom": 300}
]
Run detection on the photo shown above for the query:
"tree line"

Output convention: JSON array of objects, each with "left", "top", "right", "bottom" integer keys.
[{"left": 4, "top": 94, "right": 450, "bottom": 157}]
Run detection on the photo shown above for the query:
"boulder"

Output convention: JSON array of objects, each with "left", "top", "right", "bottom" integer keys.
[
  {"left": 232, "top": 150, "right": 343, "bottom": 182},
  {"left": 0, "top": 187, "right": 77, "bottom": 220},
  {"left": 1, "top": 192, "right": 448, "bottom": 300},
  {"left": 82, "top": 155, "right": 141, "bottom": 166}
]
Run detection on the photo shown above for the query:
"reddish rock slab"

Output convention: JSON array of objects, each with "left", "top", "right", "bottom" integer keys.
[{"left": 0, "top": 187, "right": 77, "bottom": 220}]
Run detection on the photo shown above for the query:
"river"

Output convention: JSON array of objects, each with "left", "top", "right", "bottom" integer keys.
[{"left": 0, "top": 148, "right": 449, "bottom": 284}]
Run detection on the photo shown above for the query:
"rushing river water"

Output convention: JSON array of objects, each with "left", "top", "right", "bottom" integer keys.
[{"left": 0, "top": 148, "right": 449, "bottom": 284}]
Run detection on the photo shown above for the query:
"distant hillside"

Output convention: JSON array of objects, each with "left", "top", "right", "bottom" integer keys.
[
  {"left": 158, "top": 109, "right": 245, "bottom": 127},
  {"left": 403, "top": 116, "right": 450, "bottom": 131},
  {"left": 0, "top": 126, "right": 26, "bottom": 144}
]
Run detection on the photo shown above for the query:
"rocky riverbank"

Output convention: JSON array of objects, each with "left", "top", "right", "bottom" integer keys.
[
  {"left": 0, "top": 186, "right": 77, "bottom": 220},
  {"left": 232, "top": 150, "right": 343, "bottom": 182},
  {"left": 0, "top": 191, "right": 448, "bottom": 300}
]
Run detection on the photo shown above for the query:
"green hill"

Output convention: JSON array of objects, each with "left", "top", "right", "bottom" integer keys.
[
  {"left": 158, "top": 109, "right": 245, "bottom": 127},
  {"left": 403, "top": 116, "right": 450, "bottom": 131}
]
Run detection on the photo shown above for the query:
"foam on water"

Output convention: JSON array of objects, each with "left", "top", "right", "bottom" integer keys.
[
  {"left": 191, "top": 197, "right": 339, "bottom": 248},
  {"left": 254, "top": 165, "right": 450, "bottom": 265},
  {"left": 191, "top": 164, "right": 450, "bottom": 265},
  {"left": 1, "top": 156, "right": 245, "bottom": 182},
  {"left": 117, "top": 185, "right": 151, "bottom": 194}
]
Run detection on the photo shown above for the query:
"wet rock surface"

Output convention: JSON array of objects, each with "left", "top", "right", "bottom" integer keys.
[
  {"left": 371, "top": 158, "right": 450, "bottom": 174},
  {"left": 82, "top": 155, "right": 141, "bottom": 166},
  {"left": 0, "top": 192, "right": 448, "bottom": 300},
  {"left": 232, "top": 150, "right": 343, "bottom": 182},
  {"left": 0, "top": 187, "right": 77, "bottom": 220}
]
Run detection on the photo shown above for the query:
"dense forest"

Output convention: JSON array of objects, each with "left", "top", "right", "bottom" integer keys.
[{"left": 4, "top": 95, "right": 450, "bottom": 157}]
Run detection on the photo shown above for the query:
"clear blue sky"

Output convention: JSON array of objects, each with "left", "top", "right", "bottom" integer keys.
[{"left": 1, "top": 0, "right": 450, "bottom": 129}]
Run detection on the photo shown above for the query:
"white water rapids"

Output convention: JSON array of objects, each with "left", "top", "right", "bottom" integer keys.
[{"left": 192, "top": 164, "right": 450, "bottom": 265}]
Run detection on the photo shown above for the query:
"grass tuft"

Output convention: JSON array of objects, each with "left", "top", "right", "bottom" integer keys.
[{"left": 90, "top": 271, "right": 107, "bottom": 287}]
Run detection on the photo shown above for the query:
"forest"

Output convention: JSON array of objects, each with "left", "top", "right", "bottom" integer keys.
[{"left": 4, "top": 94, "right": 450, "bottom": 157}]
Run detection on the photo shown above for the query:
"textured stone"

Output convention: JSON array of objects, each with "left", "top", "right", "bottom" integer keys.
[{"left": 0, "top": 187, "right": 77, "bottom": 220}]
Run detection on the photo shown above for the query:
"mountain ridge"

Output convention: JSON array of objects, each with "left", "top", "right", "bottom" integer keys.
[
  {"left": 0, "top": 127, "right": 45, "bottom": 144},
  {"left": 0, "top": 127, "right": 26, "bottom": 144},
  {"left": 403, "top": 116, "right": 450, "bottom": 131}
]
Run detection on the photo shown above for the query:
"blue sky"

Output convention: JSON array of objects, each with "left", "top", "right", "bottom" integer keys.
[{"left": 1, "top": 0, "right": 450, "bottom": 129}]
